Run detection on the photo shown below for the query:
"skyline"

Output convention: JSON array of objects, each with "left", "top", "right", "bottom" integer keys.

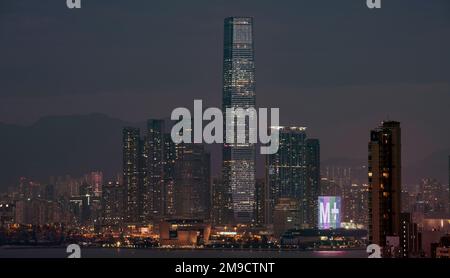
[
  {"left": 0, "top": 3, "right": 448, "bottom": 214},
  {"left": 0, "top": 0, "right": 450, "bottom": 259},
  {"left": 1, "top": 117, "right": 448, "bottom": 258}
]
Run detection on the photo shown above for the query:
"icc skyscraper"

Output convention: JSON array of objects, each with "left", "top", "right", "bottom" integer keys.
[{"left": 222, "top": 17, "right": 256, "bottom": 223}]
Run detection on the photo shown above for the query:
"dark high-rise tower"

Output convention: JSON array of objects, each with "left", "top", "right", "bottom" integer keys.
[
  {"left": 306, "top": 138, "right": 320, "bottom": 228},
  {"left": 145, "top": 119, "right": 165, "bottom": 221},
  {"left": 254, "top": 178, "right": 267, "bottom": 226},
  {"left": 122, "top": 127, "right": 143, "bottom": 223},
  {"left": 211, "top": 177, "right": 234, "bottom": 226},
  {"left": 222, "top": 17, "right": 256, "bottom": 223},
  {"left": 163, "top": 133, "right": 177, "bottom": 216},
  {"left": 368, "top": 121, "right": 402, "bottom": 247},
  {"left": 173, "top": 143, "right": 211, "bottom": 220},
  {"left": 143, "top": 120, "right": 178, "bottom": 221},
  {"left": 266, "top": 127, "right": 307, "bottom": 228}
]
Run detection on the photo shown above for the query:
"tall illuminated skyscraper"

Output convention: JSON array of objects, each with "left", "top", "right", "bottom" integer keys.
[
  {"left": 122, "top": 127, "right": 143, "bottom": 223},
  {"left": 368, "top": 121, "right": 402, "bottom": 247},
  {"left": 163, "top": 133, "right": 176, "bottom": 216},
  {"left": 222, "top": 17, "right": 256, "bottom": 223},
  {"left": 145, "top": 119, "right": 167, "bottom": 221}
]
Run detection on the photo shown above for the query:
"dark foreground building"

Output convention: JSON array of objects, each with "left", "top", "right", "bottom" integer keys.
[{"left": 368, "top": 121, "right": 402, "bottom": 247}]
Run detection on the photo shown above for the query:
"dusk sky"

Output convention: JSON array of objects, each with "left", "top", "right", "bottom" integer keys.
[{"left": 1, "top": 0, "right": 449, "bottom": 181}]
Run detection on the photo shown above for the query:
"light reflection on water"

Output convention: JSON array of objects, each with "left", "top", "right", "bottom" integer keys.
[{"left": 0, "top": 247, "right": 367, "bottom": 258}]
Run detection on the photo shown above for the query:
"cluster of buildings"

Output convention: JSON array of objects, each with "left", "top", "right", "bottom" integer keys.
[
  {"left": 121, "top": 122, "right": 211, "bottom": 225},
  {"left": 0, "top": 173, "right": 109, "bottom": 227},
  {"left": 119, "top": 18, "right": 323, "bottom": 239},
  {"left": 1, "top": 17, "right": 449, "bottom": 257}
]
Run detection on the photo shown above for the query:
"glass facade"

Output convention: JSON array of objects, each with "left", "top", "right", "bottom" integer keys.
[
  {"left": 222, "top": 17, "right": 256, "bottom": 223},
  {"left": 266, "top": 127, "right": 320, "bottom": 228},
  {"left": 267, "top": 127, "right": 307, "bottom": 226}
]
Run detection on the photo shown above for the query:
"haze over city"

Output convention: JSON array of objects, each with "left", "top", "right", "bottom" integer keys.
[{"left": 1, "top": 0, "right": 449, "bottom": 187}]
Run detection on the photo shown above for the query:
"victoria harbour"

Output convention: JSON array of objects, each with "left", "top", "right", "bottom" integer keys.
[{"left": 0, "top": 247, "right": 366, "bottom": 258}]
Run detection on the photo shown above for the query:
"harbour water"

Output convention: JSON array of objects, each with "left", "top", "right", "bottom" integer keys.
[{"left": 0, "top": 247, "right": 367, "bottom": 258}]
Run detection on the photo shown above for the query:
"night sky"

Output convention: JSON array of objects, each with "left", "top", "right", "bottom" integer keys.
[{"left": 1, "top": 0, "right": 449, "bottom": 182}]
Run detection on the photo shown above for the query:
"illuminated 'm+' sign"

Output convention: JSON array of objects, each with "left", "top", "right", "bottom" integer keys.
[{"left": 318, "top": 196, "right": 341, "bottom": 229}]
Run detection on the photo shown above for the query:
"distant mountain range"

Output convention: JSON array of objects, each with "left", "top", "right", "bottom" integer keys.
[
  {"left": 406, "top": 148, "right": 449, "bottom": 185},
  {"left": 0, "top": 114, "right": 448, "bottom": 191},
  {"left": 322, "top": 150, "right": 450, "bottom": 185},
  {"left": 0, "top": 114, "right": 131, "bottom": 190}
]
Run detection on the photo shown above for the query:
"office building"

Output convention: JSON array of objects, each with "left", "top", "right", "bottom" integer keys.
[
  {"left": 222, "top": 17, "right": 256, "bottom": 223},
  {"left": 211, "top": 177, "right": 233, "bottom": 226},
  {"left": 273, "top": 198, "right": 299, "bottom": 237},
  {"left": 173, "top": 143, "right": 211, "bottom": 220},
  {"left": 254, "top": 178, "right": 267, "bottom": 226},
  {"left": 266, "top": 127, "right": 307, "bottom": 227}
]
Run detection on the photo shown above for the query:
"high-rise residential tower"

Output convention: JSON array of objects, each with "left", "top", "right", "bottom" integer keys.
[
  {"left": 122, "top": 127, "right": 143, "bottom": 223},
  {"left": 145, "top": 119, "right": 167, "bottom": 221},
  {"left": 101, "top": 181, "right": 124, "bottom": 229},
  {"left": 163, "top": 133, "right": 177, "bottom": 216},
  {"left": 368, "top": 121, "right": 402, "bottom": 247},
  {"left": 222, "top": 17, "right": 256, "bottom": 223}
]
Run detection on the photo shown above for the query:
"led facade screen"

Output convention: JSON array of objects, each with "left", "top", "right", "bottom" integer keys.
[{"left": 318, "top": 196, "right": 341, "bottom": 229}]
